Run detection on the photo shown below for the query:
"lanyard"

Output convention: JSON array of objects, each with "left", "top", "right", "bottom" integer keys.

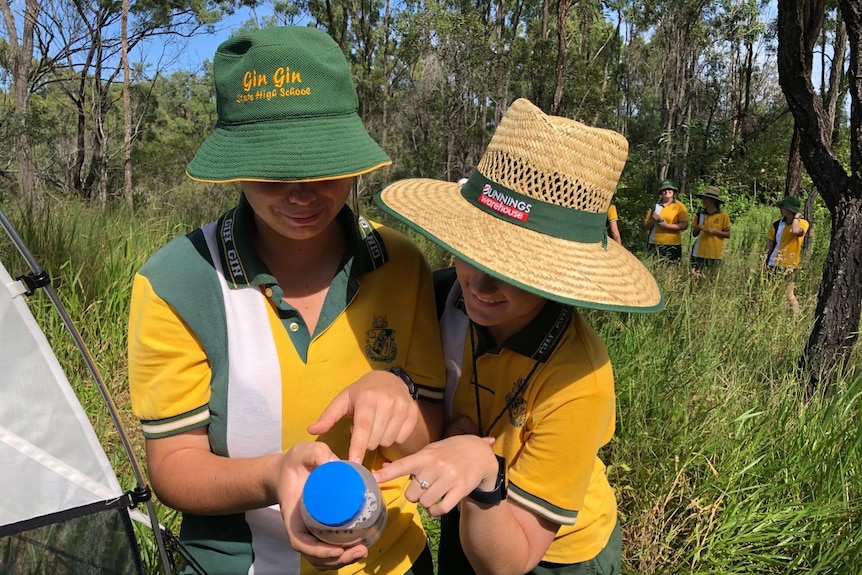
[{"left": 468, "top": 322, "right": 542, "bottom": 437}]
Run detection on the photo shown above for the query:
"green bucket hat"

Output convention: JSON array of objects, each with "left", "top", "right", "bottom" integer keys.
[
  {"left": 777, "top": 195, "right": 802, "bottom": 213},
  {"left": 657, "top": 178, "right": 678, "bottom": 192},
  {"left": 187, "top": 26, "right": 392, "bottom": 183}
]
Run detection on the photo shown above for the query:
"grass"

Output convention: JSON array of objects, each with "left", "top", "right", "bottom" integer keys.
[{"left": 3, "top": 196, "right": 861, "bottom": 574}]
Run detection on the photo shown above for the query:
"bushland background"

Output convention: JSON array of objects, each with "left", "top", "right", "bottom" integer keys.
[
  {"left": 1, "top": 193, "right": 860, "bottom": 574},
  {"left": 1, "top": 0, "right": 862, "bottom": 572}
]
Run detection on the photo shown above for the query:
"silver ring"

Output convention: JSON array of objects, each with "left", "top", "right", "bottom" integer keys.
[{"left": 412, "top": 475, "right": 430, "bottom": 490}]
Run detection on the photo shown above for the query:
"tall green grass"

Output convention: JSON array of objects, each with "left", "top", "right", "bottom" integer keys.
[
  {"left": 588, "top": 211, "right": 862, "bottom": 574},
  {"left": 3, "top": 197, "right": 860, "bottom": 574}
]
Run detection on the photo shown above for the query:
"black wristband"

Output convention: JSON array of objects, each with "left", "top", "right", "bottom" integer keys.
[
  {"left": 386, "top": 367, "right": 419, "bottom": 400},
  {"left": 467, "top": 455, "right": 507, "bottom": 504}
]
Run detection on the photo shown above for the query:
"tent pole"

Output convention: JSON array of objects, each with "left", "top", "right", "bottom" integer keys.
[{"left": 0, "top": 208, "right": 175, "bottom": 575}]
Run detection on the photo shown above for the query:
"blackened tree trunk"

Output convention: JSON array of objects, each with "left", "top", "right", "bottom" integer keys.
[{"left": 778, "top": 0, "right": 862, "bottom": 394}]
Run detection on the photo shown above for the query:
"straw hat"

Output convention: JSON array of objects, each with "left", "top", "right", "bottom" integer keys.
[
  {"left": 187, "top": 26, "right": 391, "bottom": 183},
  {"left": 376, "top": 98, "right": 663, "bottom": 313},
  {"left": 696, "top": 186, "right": 724, "bottom": 204}
]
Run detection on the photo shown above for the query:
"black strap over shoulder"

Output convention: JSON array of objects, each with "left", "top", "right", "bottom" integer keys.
[{"left": 433, "top": 267, "right": 457, "bottom": 320}]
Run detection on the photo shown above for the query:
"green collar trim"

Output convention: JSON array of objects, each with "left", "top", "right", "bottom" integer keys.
[
  {"left": 216, "top": 197, "right": 387, "bottom": 289},
  {"left": 463, "top": 294, "right": 571, "bottom": 360},
  {"left": 462, "top": 170, "right": 608, "bottom": 245}
]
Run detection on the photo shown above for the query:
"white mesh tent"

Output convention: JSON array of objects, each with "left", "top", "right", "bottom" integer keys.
[{"left": 0, "top": 209, "right": 181, "bottom": 575}]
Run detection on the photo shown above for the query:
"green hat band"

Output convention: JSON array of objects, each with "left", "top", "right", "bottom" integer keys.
[{"left": 462, "top": 170, "right": 608, "bottom": 243}]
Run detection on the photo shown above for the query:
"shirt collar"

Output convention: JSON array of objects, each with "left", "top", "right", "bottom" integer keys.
[
  {"left": 461, "top": 294, "right": 572, "bottom": 362},
  {"left": 215, "top": 194, "right": 387, "bottom": 289}
]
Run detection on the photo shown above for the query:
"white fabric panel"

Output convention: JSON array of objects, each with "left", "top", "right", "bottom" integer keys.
[
  {"left": 201, "top": 222, "right": 284, "bottom": 458},
  {"left": 244, "top": 506, "right": 300, "bottom": 575},
  {"left": 202, "top": 223, "right": 298, "bottom": 574},
  {"left": 439, "top": 282, "right": 468, "bottom": 422},
  {"left": 0, "top": 260, "right": 122, "bottom": 526}
]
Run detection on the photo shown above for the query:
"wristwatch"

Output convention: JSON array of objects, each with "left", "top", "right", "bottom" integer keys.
[
  {"left": 386, "top": 367, "right": 419, "bottom": 400},
  {"left": 467, "top": 455, "right": 507, "bottom": 504}
]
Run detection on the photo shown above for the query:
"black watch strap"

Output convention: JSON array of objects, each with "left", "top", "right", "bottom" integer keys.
[
  {"left": 467, "top": 455, "right": 507, "bottom": 504},
  {"left": 386, "top": 367, "right": 419, "bottom": 400}
]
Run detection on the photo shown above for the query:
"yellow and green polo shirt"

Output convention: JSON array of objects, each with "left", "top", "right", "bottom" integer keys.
[
  {"left": 438, "top": 279, "right": 617, "bottom": 565},
  {"left": 766, "top": 217, "right": 809, "bottom": 269},
  {"left": 691, "top": 210, "right": 731, "bottom": 260},
  {"left": 645, "top": 200, "right": 689, "bottom": 246},
  {"left": 129, "top": 196, "right": 445, "bottom": 575}
]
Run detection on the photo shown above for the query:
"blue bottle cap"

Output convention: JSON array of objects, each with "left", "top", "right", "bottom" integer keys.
[{"left": 302, "top": 461, "right": 365, "bottom": 526}]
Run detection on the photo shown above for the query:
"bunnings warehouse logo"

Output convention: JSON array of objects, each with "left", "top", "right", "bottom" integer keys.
[{"left": 479, "top": 185, "right": 531, "bottom": 222}]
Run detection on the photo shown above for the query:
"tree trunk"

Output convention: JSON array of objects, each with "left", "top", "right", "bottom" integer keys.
[
  {"left": 805, "top": 8, "right": 848, "bottom": 262},
  {"left": 802, "top": 195, "right": 862, "bottom": 396},
  {"left": 785, "top": 126, "right": 803, "bottom": 199},
  {"left": 1, "top": 0, "right": 40, "bottom": 205},
  {"left": 380, "top": 0, "right": 391, "bottom": 153},
  {"left": 778, "top": 0, "right": 862, "bottom": 393},
  {"left": 552, "top": 0, "right": 569, "bottom": 114},
  {"left": 121, "top": 0, "right": 133, "bottom": 208}
]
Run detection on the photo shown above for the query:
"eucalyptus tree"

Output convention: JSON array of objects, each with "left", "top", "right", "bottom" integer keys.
[
  {"left": 791, "top": 5, "right": 848, "bottom": 264},
  {"left": 778, "top": 0, "right": 862, "bottom": 394},
  {"left": 0, "top": 0, "right": 225, "bottom": 205},
  {"left": 517, "top": 0, "right": 623, "bottom": 125},
  {"left": 614, "top": 0, "right": 785, "bottom": 200},
  {"left": 0, "top": 0, "right": 39, "bottom": 205},
  {"left": 381, "top": 2, "right": 496, "bottom": 181},
  {"left": 623, "top": 1, "right": 729, "bottom": 191}
]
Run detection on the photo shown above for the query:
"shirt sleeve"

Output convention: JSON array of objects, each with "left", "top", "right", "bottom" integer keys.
[
  {"left": 506, "top": 327, "right": 615, "bottom": 524},
  {"left": 375, "top": 226, "right": 446, "bottom": 402},
  {"left": 128, "top": 273, "right": 212, "bottom": 437}
]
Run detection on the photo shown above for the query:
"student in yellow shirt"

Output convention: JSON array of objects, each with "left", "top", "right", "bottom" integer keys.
[
  {"left": 763, "top": 195, "right": 809, "bottom": 313},
  {"left": 690, "top": 186, "right": 732, "bottom": 278},
  {"left": 643, "top": 178, "right": 689, "bottom": 262},
  {"left": 374, "top": 98, "right": 664, "bottom": 575},
  {"left": 127, "top": 26, "right": 445, "bottom": 575},
  {"left": 606, "top": 204, "right": 622, "bottom": 244}
]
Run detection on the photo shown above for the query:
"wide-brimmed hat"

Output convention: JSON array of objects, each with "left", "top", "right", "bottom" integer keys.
[
  {"left": 375, "top": 98, "right": 663, "bottom": 313},
  {"left": 696, "top": 185, "right": 724, "bottom": 204},
  {"left": 777, "top": 195, "right": 802, "bottom": 213},
  {"left": 658, "top": 178, "right": 678, "bottom": 192},
  {"left": 187, "top": 26, "right": 391, "bottom": 183}
]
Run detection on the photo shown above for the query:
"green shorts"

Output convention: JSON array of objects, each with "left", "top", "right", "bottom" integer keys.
[
  {"left": 691, "top": 256, "right": 722, "bottom": 272},
  {"left": 439, "top": 508, "right": 622, "bottom": 575},
  {"left": 533, "top": 521, "right": 622, "bottom": 575},
  {"left": 648, "top": 243, "right": 682, "bottom": 262}
]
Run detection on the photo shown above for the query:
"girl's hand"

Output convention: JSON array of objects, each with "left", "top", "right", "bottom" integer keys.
[{"left": 372, "top": 434, "right": 498, "bottom": 516}]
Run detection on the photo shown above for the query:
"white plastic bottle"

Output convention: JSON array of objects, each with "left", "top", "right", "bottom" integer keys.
[{"left": 300, "top": 460, "right": 387, "bottom": 547}]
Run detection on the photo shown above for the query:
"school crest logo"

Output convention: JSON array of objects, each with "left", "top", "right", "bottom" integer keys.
[
  {"left": 365, "top": 315, "right": 397, "bottom": 362},
  {"left": 506, "top": 377, "right": 527, "bottom": 428}
]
